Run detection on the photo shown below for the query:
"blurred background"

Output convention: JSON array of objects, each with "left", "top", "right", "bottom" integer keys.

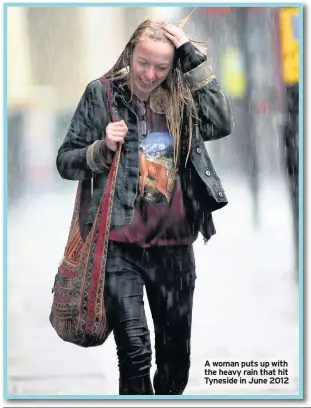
[{"left": 6, "top": 6, "right": 300, "bottom": 396}]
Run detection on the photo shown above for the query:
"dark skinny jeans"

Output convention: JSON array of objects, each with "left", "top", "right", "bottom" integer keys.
[{"left": 104, "top": 241, "right": 196, "bottom": 395}]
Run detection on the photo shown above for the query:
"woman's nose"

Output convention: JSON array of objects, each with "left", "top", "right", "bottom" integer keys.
[{"left": 144, "top": 67, "right": 155, "bottom": 81}]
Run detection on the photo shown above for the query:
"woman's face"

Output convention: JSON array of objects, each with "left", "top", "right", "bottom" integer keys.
[{"left": 131, "top": 36, "right": 174, "bottom": 98}]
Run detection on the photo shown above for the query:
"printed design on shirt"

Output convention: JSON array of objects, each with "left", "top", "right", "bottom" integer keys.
[{"left": 139, "top": 131, "right": 175, "bottom": 204}]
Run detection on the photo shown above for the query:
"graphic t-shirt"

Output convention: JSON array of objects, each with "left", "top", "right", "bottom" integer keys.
[{"left": 109, "top": 103, "right": 199, "bottom": 247}]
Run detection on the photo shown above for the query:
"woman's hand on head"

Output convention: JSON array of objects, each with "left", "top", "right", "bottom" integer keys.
[{"left": 161, "top": 22, "right": 189, "bottom": 49}]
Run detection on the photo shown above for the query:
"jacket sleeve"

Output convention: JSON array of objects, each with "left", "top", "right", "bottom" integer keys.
[
  {"left": 177, "top": 42, "right": 234, "bottom": 141},
  {"left": 56, "top": 82, "right": 113, "bottom": 181}
]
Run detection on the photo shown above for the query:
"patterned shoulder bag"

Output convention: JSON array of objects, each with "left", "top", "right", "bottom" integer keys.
[{"left": 49, "top": 76, "right": 121, "bottom": 347}]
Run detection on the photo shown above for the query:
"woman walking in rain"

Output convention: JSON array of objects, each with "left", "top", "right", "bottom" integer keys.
[{"left": 56, "top": 18, "right": 234, "bottom": 395}]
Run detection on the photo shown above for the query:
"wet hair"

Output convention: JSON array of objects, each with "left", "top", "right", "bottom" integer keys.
[{"left": 104, "top": 18, "right": 206, "bottom": 168}]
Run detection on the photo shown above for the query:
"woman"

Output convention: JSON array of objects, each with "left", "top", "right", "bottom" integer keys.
[{"left": 56, "top": 19, "right": 234, "bottom": 395}]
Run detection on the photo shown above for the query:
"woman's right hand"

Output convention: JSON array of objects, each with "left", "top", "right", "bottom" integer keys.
[{"left": 105, "top": 120, "right": 128, "bottom": 151}]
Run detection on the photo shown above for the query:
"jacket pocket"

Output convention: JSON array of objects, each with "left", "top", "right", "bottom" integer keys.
[{"left": 85, "top": 173, "right": 109, "bottom": 225}]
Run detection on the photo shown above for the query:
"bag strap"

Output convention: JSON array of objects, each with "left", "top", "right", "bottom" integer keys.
[
  {"left": 65, "top": 77, "right": 122, "bottom": 257},
  {"left": 78, "top": 77, "right": 119, "bottom": 241},
  {"left": 99, "top": 76, "right": 120, "bottom": 129},
  {"left": 91, "top": 76, "right": 122, "bottom": 319}
]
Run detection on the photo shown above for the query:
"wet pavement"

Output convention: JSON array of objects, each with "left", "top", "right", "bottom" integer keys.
[{"left": 6, "top": 176, "right": 299, "bottom": 397}]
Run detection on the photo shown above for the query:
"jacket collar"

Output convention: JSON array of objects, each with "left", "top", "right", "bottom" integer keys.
[
  {"left": 110, "top": 75, "right": 131, "bottom": 100},
  {"left": 111, "top": 76, "right": 146, "bottom": 114}
]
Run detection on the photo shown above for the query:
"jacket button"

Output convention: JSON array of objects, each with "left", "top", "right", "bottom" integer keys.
[
  {"left": 205, "top": 170, "right": 211, "bottom": 176},
  {"left": 218, "top": 192, "right": 223, "bottom": 198},
  {"left": 196, "top": 148, "right": 201, "bottom": 154}
]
